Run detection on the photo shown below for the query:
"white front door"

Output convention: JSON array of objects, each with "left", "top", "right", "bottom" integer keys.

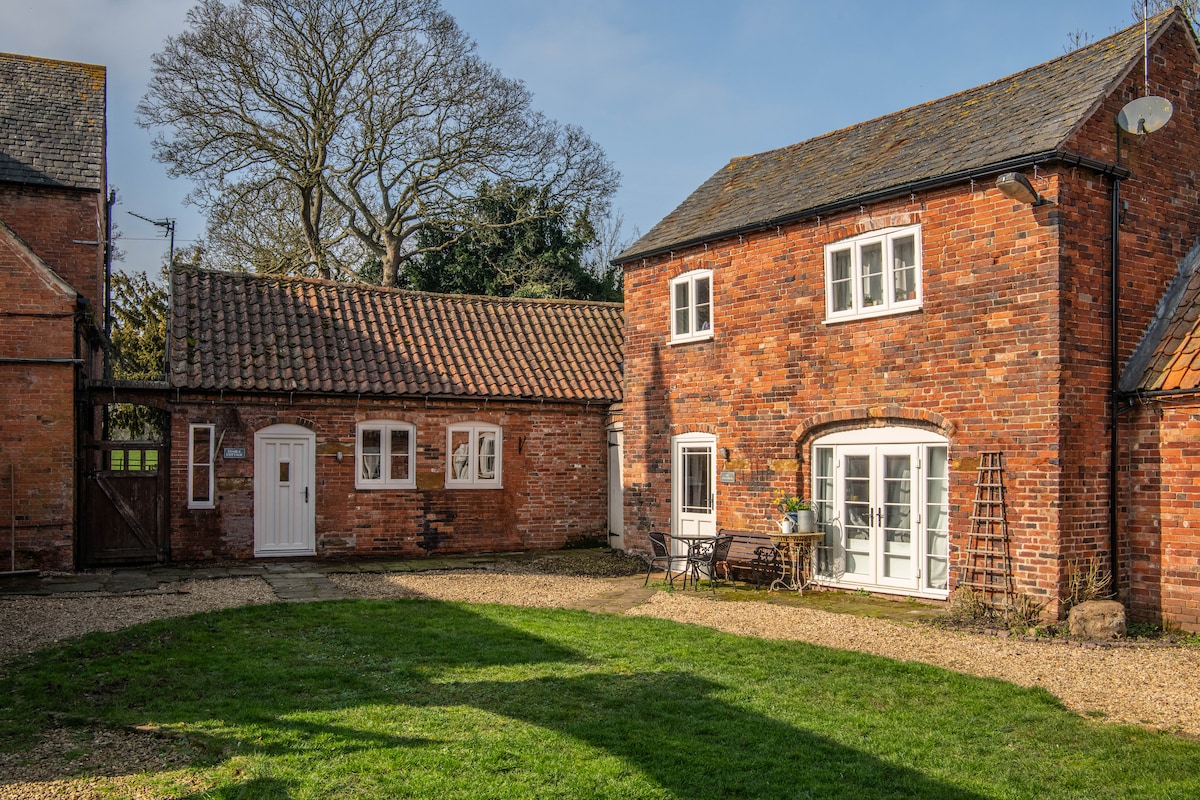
[
  {"left": 813, "top": 428, "right": 950, "bottom": 598},
  {"left": 672, "top": 434, "right": 716, "bottom": 554},
  {"left": 254, "top": 424, "right": 316, "bottom": 557},
  {"left": 607, "top": 426, "right": 625, "bottom": 551}
]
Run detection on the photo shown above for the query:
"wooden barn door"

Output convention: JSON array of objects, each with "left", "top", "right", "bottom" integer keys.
[{"left": 80, "top": 441, "right": 169, "bottom": 566}]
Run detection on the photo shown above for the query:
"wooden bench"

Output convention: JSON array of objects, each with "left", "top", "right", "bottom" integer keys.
[{"left": 715, "top": 529, "right": 782, "bottom": 589}]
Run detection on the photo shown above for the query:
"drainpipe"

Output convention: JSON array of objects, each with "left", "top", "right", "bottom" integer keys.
[
  {"left": 1109, "top": 174, "right": 1121, "bottom": 597},
  {"left": 103, "top": 188, "right": 116, "bottom": 380}
]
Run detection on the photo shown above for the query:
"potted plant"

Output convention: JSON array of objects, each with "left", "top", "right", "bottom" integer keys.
[{"left": 773, "top": 493, "right": 815, "bottom": 533}]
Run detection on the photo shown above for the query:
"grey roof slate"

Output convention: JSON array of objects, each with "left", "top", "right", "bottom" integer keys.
[
  {"left": 170, "top": 268, "right": 624, "bottom": 403},
  {"left": 618, "top": 10, "right": 1179, "bottom": 262},
  {"left": 0, "top": 53, "right": 105, "bottom": 190}
]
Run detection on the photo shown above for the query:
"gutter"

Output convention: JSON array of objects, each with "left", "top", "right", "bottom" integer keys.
[
  {"left": 1123, "top": 387, "right": 1200, "bottom": 400},
  {"left": 615, "top": 149, "right": 1130, "bottom": 265},
  {"left": 0, "top": 357, "right": 84, "bottom": 364}
]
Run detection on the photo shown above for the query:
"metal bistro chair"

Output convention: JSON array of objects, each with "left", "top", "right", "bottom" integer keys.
[
  {"left": 687, "top": 534, "right": 734, "bottom": 594},
  {"left": 644, "top": 531, "right": 688, "bottom": 587}
]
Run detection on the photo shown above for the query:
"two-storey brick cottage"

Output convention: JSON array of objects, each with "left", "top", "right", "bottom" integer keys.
[
  {"left": 615, "top": 9, "right": 1200, "bottom": 629},
  {"left": 0, "top": 53, "right": 108, "bottom": 570}
]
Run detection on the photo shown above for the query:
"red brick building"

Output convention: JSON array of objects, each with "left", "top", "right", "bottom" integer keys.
[
  {"left": 165, "top": 268, "right": 623, "bottom": 561},
  {"left": 0, "top": 54, "right": 107, "bottom": 570},
  {"left": 614, "top": 10, "right": 1200, "bottom": 628},
  {"left": 1121, "top": 245, "right": 1200, "bottom": 630}
]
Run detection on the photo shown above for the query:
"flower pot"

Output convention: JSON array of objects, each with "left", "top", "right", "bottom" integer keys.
[{"left": 795, "top": 509, "right": 816, "bottom": 533}]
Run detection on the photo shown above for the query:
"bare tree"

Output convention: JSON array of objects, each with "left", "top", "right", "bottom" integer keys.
[
  {"left": 1133, "top": 1, "right": 1199, "bottom": 29},
  {"left": 139, "top": 0, "right": 618, "bottom": 286}
]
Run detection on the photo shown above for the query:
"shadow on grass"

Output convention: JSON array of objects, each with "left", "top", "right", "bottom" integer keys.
[{"left": 1, "top": 598, "right": 1188, "bottom": 799}]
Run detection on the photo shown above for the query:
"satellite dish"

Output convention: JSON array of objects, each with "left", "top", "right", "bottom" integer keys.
[{"left": 1117, "top": 95, "right": 1173, "bottom": 135}]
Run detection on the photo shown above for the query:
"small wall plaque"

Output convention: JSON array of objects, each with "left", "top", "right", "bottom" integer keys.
[
  {"left": 719, "top": 470, "right": 736, "bottom": 483},
  {"left": 223, "top": 447, "right": 247, "bottom": 459}
]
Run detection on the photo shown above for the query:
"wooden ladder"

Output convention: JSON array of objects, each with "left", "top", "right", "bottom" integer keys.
[{"left": 959, "top": 451, "right": 1015, "bottom": 609}]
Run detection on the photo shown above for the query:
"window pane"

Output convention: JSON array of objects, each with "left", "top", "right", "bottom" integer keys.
[
  {"left": 450, "top": 429, "right": 471, "bottom": 480},
  {"left": 814, "top": 446, "right": 836, "bottom": 574},
  {"left": 892, "top": 235, "right": 916, "bottom": 302},
  {"left": 694, "top": 275, "right": 711, "bottom": 331},
  {"left": 861, "top": 242, "right": 883, "bottom": 307},
  {"left": 191, "top": 427, "right": 212, "bottom": 503},
  {"left": 192, "top": 465, "right": 211, "bottom": 502},
  {"left": 673, "top": 281, "right": 690, "bottom": 335},
  {"left": 477, "top": 431, "right": 496, "bottom": 479},
  {"left": 361, "top": 428, "right": 382, "bottom": 480},
  {"left": 682, "top": 446, "right": 711, "bottom": 513},
  {"left": 925, "top": 446, "right": 950, "bottom": 590},
  {"left": 278, "top": 461, "right": 290, "bottom": 483},
  {"left": 831, "top": 250, "right": 853, "bottom": 312},
  {"left": 389, "top": 428, "right": 410, "bottom": 481}
]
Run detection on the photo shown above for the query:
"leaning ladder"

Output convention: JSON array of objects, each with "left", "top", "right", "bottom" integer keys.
[{"left": 959, "top": 452, "right": 1015, "bottom": 610}]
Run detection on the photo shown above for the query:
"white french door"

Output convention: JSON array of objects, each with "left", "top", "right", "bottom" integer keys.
[
  {"left": 813, "top": 428, "right": 949, "bottom": 598},
  {"left": 254, "top": 424, "right": 316, "bottom": 557},
  {"left": 672, "top": 434, "right": 716, "bottom": 554},
  {"left": 837, "top": 445, "right": 917, "bottom": 590}
]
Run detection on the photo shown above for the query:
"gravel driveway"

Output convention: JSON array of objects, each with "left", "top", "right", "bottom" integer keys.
[{"left": 2, "top": 569, "right": 1198, "bottom": 799}]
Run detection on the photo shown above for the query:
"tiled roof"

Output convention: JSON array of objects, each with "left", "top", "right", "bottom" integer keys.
[
  {"left": 1123, "top": 244, "right": 1200, "bottom": 393},
  {"left": 0, "top": 52, "right": 106, "bottom": 190},
  {"left": 618, "top": 10, "right": 1179, "bottom": 262},
  {"left": 169, "top": 268, "right": 624, "bottom": 403}
]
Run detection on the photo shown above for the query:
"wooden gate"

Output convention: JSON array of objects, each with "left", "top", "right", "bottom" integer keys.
[{"left": 80, "top": 441, "right": 169, "bottom": 566}]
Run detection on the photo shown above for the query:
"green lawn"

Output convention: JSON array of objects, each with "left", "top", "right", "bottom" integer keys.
[{"left": 2, "top": 599, "right": 1197, "bottom": 799}]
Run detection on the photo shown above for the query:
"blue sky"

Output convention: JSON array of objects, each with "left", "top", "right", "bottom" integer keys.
[{"left": 3, "top": 0, "right": 1143, "bottom": 272}]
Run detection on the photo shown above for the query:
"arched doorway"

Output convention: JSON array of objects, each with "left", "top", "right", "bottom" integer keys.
[{"left": 811, "top": 426, "right": 950, "bottom": 598}]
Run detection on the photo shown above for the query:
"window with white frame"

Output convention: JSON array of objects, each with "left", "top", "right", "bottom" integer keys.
[
  {"left": 356, "top": 421, "right": 416, "bottom": 489},
  {"left": 824, "top": 225, "right": 922, "bottom": 321},
  {"left": 670, "top": 269, "right": 713, "bottom": 343},
  {"left": 188, "top": 423, "right": 215, "bottom": 509},
  {"left": 446, "top": 423, "right": 502, "bottom": 488}
]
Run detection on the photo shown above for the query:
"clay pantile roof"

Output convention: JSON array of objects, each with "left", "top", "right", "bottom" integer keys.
[
  {"left": 0, "top": 52, "right": 106, "bottom": 191},
  {"left": 618, "top": 10, "right": 1180, "bottom": 263},
  {"left": 169, "top": 268, "right": 624, "bottom": 403},
  {"left": 1123, "top": 244, "right": 1200, "bottom": 394}
]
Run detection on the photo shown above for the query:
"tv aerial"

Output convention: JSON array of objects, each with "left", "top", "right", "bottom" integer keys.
[{"left": 1117, "top": 1, "right": 1173, "bottom": 135}]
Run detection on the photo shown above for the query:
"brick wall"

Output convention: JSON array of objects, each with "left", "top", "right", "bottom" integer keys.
[
  {"left": 0, "top": 185, "right": 105, "bottom": 310},
  {"left": 1061, "top": 20, "right": 1200, "bottom": 628},
  {"left": 619, "top": 20, "right": 1200, "bottom": 619},
  {"left": 167, "top": 392, "right": 611, "bottom": 560},
  {"left": 1123, "top": 403, "right": 1200, "bottom": 632},
  {"left": 0, "top": 228, "right": 81, "bottom": 570}
]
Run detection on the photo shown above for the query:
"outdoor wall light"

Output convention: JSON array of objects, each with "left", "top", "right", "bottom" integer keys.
[{"left": 996, "top": 171, "right": 1044, "bottom": 205}]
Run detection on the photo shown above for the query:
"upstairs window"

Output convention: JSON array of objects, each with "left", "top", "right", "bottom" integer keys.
[
  {"left": 670, "top": 269, "right": 713, "bottom": 343},
  {"left": 356, "top": 421, "right": 416, "bottom": 489},
  {"left": 825, "top": 225, "right": 922, "bottom": 322},
  {"left": 446, "top": 423, "right": 502, "bottom": 488}
]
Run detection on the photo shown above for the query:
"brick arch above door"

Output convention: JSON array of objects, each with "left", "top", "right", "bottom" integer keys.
[{"left": 792, "top": 405, "right": 956, "bottom": 447}]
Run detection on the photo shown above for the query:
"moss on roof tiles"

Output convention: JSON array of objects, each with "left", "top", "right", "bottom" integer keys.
[{"left": 169, "top": 267, "right": 623, "bottom": 403}]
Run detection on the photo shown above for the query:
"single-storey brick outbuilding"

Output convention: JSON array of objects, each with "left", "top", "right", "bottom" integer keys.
[{"left": 165, "top": 267, "right": 624, "bottom": 560}]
